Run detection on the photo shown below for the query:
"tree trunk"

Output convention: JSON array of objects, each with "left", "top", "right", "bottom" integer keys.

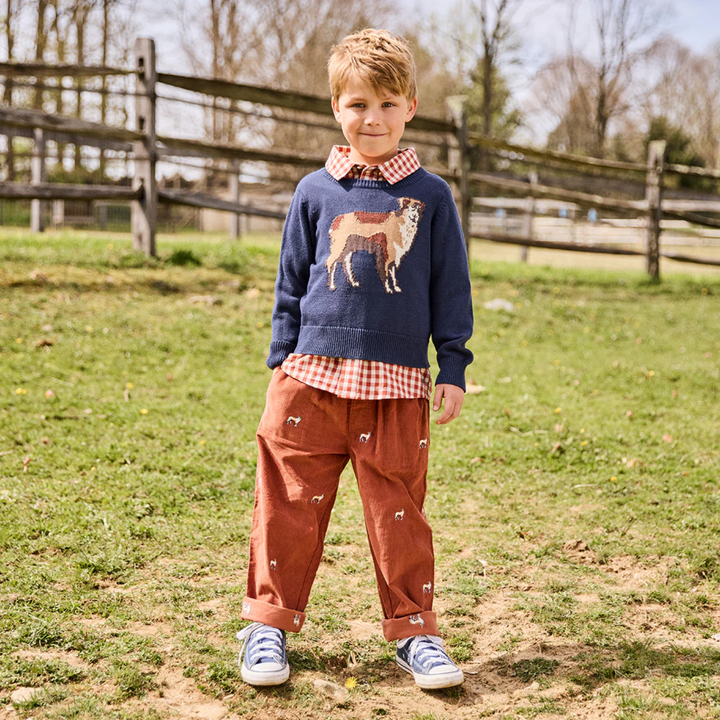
[
  {"left": 50, "top": 0, "right": 68, "bottom": 176},
  {"left": 99, "top": 0, "right": 109, "bottom": 179},
  {"left": 73, "top": 0, "right": 87, "bottom": 171},
  {"left": 33, "top": 0, "right": 50, "bottom": 111},
  {"left": 3, "top": 0, "right": 16, "bottom": 181}
]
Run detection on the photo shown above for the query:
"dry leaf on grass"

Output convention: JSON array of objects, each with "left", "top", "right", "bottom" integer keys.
[{"left": 466, "top": 383, "right": 486, "bottom": 394}]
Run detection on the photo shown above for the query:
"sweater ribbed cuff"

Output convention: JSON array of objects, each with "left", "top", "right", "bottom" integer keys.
[
  {"left": 436, "top": 357, "right": 468, "bottom": 391},
  {"left": 266, "top": 341, "right": 296, "bottom": 369}
]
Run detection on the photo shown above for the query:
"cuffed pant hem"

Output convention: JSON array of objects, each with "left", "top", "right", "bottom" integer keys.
[
  {"left": 241, "top": 596, "right": 306, "bottom": 633},
  {"left": 382, "top": 611, "right": 438, "bottom": 641}
]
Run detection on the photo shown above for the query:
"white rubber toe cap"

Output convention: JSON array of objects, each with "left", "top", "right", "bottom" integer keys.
[{"left": 240, "top": 658, "right": 290, "bottom": 686}]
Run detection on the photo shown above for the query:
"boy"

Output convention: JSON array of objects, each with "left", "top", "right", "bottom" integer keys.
[{"left": 237, "top": 28, "right": 473, "bottom": 690}]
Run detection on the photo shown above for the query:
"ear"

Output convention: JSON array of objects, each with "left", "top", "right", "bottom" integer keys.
[
  {"left": 405, "top": 96, "right": 418, "bottom": 122},
  {"left": 332, "top": 97, "right": 342, "bottom": 123}
]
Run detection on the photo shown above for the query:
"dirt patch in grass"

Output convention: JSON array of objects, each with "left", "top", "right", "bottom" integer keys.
[
  {"left": 142, "top": 665, "right": 232, "bottom": 719},
  {"left": 13, "top": 650, "right": 87, "bottom": 670}
]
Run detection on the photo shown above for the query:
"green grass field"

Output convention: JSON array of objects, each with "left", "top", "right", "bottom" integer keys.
[{"left": 1, "top": 229, "right": 720, "bottom": 720}]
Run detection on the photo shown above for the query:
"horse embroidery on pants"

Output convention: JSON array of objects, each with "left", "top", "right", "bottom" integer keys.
[
  {"left": 293, "top": 614, "right": 301, "bottom": 627},
  {"left": 242, "top": 601, "right": 252, "bottom": 615},
  {"left": 395, "top": 508, "right": 405, "bottom": 521},
  {"left": 419, "top": 437, "right": 428, "bottom": 448},
  {"left": 408, "top": 614, "right": 425, "bottom": 627},
  {"left": 359, "top": 432, "right": 371, "bottom": 443},
  {"left": 270, "top": 559, "right": 277, "bottom": 570},
  {"left": 326, "top": 197, "right": 425, "bottom": 293},
  {"left": 311, "top": 494, "right": 324, "bottom": 504},
  {"left": 286, "top": 416, "right": 302, "bottom": 426},
  {"left": 423, "top": 582, "right": 432, "bottom": 594}
]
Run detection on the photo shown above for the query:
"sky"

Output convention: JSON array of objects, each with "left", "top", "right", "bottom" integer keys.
[
  {"left": 404, "top": 0, "right": 720, "bottom": 57},
  {"left": 138, "top": 0, "right": 720, "bottom": 77}
]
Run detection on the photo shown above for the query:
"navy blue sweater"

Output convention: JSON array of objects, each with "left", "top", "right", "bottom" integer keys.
[{"left": 267, "top": 167, "right": 474, "bottom": 389}]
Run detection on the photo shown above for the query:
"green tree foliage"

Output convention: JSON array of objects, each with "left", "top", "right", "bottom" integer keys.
[
  {"left": 464, "top": 61, "right": 522, "bottom": 170},
  {"left": 465, "top": 60, "right": 522, "bottom": 139},
  {"left": 645, "top": 116, "right": 714, "bottom": 190}
]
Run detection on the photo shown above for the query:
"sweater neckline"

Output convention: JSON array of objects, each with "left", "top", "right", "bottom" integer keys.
[{"left": 322, "top": 166, "right": 428, "bottom": 189}]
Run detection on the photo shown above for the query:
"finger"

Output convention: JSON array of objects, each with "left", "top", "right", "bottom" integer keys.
[
  {"left": 432, "top": 385, "right": 444, "bottom": 412},
  {"left": 436, "top": 397, "right": 460, "bottom": 425},
  {"left": 436, "top": 400, "right": 455, "bottom": 424}
]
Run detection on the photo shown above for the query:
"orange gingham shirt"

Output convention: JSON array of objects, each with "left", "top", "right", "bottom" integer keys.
[{"left": 281, "top": 146, "right": 432, "bottom": 401}]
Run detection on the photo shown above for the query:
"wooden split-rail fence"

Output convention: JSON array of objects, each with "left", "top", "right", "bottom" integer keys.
[{"left": 1, "top": 37, "right": 720, "bottom": 280}]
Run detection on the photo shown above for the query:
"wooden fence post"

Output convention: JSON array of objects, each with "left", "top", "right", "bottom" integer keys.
[
  {"left": 520, "top": 170, "right": 538, "bottom": 262},
  {"left": 645, "top": 140, "right": 666, "bottom": 281},
  {"left": 446, "top": 96, "right": 470, "bottom": 256},
  {"left": 52, "top": 200, "right": 65, "bottom": 228},
  {"left": 132, "top": 37, "right": 157, "bottom": 256},
  {"left": 31, "top": 127, "right": 46, "bottom": 233}
]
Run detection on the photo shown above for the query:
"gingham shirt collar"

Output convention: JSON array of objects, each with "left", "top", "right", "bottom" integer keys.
[{"left": 325, "top": 146, "right": 421, "bottom": 185}]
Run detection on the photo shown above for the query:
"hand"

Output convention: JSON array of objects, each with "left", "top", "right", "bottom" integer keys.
[{"left": 432, "top": 383, "right": 464, "bottom": 425}]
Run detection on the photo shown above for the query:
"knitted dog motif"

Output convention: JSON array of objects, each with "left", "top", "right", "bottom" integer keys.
[
  {"left": 286, "top": 416, "right": 302, "bottom": 426},
  {"left": 327, "top": 197, "right": 425, "bottom": 293}
]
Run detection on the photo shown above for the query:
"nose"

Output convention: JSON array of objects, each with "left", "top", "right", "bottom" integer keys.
[{"left": 364, "top": 108, "right": 381, "bottom": 125}]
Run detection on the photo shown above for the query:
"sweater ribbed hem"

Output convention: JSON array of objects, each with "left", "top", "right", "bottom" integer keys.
[
  {"left": 295, "top": 325, "right": 430, "bottom": 369},
  {"left": 267, "top": 340, "right": 296, "bottom": 369},
  {"left": 435, "top": 356, "right": 469, "bottom": 391}
]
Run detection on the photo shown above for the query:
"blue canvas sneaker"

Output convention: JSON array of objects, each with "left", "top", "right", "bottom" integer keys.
[
  {"left": 237, "top": 622, "right": 290, "bottom": 686},
  {"left": 396, "top": 634, "right": 464, "bottom": 689}
]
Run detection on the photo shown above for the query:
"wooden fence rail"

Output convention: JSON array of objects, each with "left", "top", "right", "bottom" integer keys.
[
  {"left": 1, "top": 37, "right": 719, "bottom": 279},
  {"left": 0, "top": 182, "right": 140, "bottom": 201},
  {"left": 158, "top": 188, "right": 287, "bottom": 220}
]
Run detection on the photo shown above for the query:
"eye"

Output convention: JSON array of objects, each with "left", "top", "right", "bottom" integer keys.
[
  {"left": 351, "top": 102, "right": 365, "bottom": 108},
  {"left": 383, "top": 102, "right": 396, "bottom": 107}
]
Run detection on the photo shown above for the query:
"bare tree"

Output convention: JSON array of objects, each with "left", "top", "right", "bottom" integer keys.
[
  {"left": 33, "top": 0, "right": 50, "bottom": 109},
  {"left": 568, "top": 0, "right": 663, "bottom": 157},
  {"left": 2, "top": 0, "right": 23, "bottom": 179},
  {"left": 166, "top": 0, "right": 394, "bottom": 188},
  {"left": 639, "top": 37, "right": 720, "bottom": 168},
  {"left": 47, "top": 0, "right": 72, "bottom": 174},
  {"left": 414, "top": 0, "right": 536, "bottom": 168},
  {"left": 71, "top": 0, "right": 93, "bottom": 169},
  {"left": 474, "top": 0, "right": 524, "bottom": 138},
  {"left": 529, "top": 54, "right": 597, "bottom": 153}
]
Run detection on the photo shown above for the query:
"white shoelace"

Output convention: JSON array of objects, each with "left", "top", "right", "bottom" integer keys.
[
  {"left": 238, "top": 622, "right": 284, "bottom": 665},
  {"left": 403, "top": 635, "right": 453, "bottom": 671}
]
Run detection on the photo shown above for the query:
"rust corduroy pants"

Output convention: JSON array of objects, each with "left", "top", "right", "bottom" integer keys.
[{"left": 241, "top": 369, "right": 438, "bottom": 641}]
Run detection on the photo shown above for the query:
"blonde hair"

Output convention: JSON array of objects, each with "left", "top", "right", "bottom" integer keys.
[{"left": 328, "top": 28, "right": 417, "bottom": 103}]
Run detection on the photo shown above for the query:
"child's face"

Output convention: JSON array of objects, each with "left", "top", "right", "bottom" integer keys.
[{"left": 332, "top": 77, "right": 418, "bottom": 166}]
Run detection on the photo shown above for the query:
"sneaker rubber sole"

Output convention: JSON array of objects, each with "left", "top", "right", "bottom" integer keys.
[{"left": 396, "top": 656, "right": 464, "bottom": 689}]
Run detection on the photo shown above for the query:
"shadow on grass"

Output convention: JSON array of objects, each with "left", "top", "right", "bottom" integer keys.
[
  {"left": 474, "top": 638, "right": 720, "bottom": 694},
  {"left": 470, "top": 259, "right": 720, "bottom": 296},
  {"left": 1, "top": 275, "right": 251, "bottom": 296}
]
